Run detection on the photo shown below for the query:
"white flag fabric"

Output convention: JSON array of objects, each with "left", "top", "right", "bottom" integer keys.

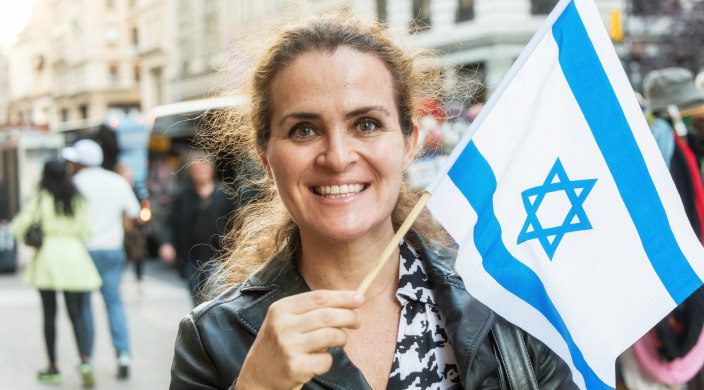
[{"left": 425, "top": 0, "right": 704, "bottom": 388}]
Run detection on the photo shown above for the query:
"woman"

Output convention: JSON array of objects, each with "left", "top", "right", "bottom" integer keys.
[
  {"left": 170, "top": 13, "right": 577, "bottom": 390},
  {"left": 11, "top": 159, "right": 101, "bottom": 388}
]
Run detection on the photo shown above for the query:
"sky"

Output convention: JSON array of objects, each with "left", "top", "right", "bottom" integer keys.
[{"left": 0, "top": 0, "right": 36, "bottom": 47}]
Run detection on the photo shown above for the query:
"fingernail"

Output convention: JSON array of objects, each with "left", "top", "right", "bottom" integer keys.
[{"left": 353, "top": 293, "right": 364, "bottom": 304}]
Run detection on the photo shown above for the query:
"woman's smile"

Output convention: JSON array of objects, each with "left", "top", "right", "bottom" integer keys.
[{"left": 312, "top": 183, "right": 368, "bottom": 199}]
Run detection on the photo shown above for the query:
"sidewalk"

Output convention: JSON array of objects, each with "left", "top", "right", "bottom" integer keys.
[{"left": 0, "top": 257, "right": 193, "bottom": 389}]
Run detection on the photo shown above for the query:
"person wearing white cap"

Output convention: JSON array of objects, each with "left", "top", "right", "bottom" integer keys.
[{"left": 61, "top": 139, "right": 141, "bottom": 380}]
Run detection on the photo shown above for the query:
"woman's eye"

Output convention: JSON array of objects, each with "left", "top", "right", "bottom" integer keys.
[
  {"left": 358, "top": 119, "right": 378, "bottom": 132},
  {"left": 290, "top": 124, "right": 315, "bottom": 138}
]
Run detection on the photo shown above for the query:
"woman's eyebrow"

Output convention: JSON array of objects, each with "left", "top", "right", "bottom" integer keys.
[
  {"left": 277, "top": 106, "right": 391, "bottom": 127},
  {"left": 277, "top": 112, "right": 320, "bottom": 127},
  {"left": 346, "top": 106, "right": 391, "bottom": 119}
]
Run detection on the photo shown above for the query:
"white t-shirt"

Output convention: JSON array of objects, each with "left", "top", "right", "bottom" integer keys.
[{"left": 73, "top": 167, "right": 141, "bottom": 250}]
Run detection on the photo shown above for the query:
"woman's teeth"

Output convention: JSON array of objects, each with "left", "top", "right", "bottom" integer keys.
[{"left": 314, "top": 184, "right": 365, "bottom": 198}]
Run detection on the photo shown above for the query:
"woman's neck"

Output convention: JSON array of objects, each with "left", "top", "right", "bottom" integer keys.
[{"left": 298, "top": 226, "right": 399, "bottom": 293}]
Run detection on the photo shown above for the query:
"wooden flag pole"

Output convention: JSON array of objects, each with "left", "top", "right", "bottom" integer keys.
[
  {"left": 291, "top": 191, "right": 431, "bottom": 390},
  {"left": 356, "top": 191, "right": 431, "bottom": 295}
]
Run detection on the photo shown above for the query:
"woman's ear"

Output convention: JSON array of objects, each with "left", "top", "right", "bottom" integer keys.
[
  {"left": 403, "top": 124, "right": 420, "bottom": 170},
  {"left": 257, "top": 148, "right": 273, "bottom": 179}
]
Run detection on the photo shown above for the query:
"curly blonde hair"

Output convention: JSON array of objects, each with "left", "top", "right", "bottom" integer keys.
[{"left": 204, "top": 11, "right": 452, "bottom": 294}]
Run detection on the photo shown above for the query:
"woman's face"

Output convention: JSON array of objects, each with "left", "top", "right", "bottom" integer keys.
[{"left": 262, "top": 46, "right": 418, "bottom": 244}]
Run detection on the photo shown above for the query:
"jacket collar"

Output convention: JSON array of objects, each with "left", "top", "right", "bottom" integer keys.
[
  {"left": 233, "top": 232, "right": 495, "bottom": 390},
  {"left": 234, "top": 251, "right": 308, "bottom": 334}
]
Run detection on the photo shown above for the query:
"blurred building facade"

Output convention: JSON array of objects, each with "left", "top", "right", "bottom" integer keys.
[
  {"left": 1, "top": 0, "right": 679, "bottom": 129},
  {"left": 384, "top": 0, "right": 674, "bottom": 104},
  {"left": 166, "top": 0, "right": 375, "bottom": 106},
  {"left": 7, "top": 0, "right": 141, "bottom": 130},
  {"left": 132, "top": 0, "right": 171, "bottom": 112}
]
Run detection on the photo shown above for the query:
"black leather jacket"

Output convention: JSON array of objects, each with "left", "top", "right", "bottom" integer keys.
[{"left": 170, "top": 232, "right": 578, "bottom": 390}]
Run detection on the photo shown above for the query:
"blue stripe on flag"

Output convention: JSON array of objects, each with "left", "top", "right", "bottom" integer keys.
[
  {"left": 553, "top": 0, "right": 701, "bottom": 304},
  {"left": 449, "top": 141, "right": 609, "bottom": 390}
]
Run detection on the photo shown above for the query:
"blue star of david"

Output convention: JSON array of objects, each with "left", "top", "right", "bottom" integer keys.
[{"left": 517, "top": 158, "right": 597, "bottom": 260}]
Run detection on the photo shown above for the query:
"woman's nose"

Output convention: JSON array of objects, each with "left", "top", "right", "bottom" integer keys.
[{"left": 316, "top": 131, "right": 357, "bottom": 172}]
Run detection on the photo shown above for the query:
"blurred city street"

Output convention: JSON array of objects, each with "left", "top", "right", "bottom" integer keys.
[
  {"left": 0, "top": 255, "right": 192, "bottom": 389},
  {"left": 0, "top": 1, "right": 703, "bottom": 390}
]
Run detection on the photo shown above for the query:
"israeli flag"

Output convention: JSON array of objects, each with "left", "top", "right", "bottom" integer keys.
[{"left": 425, "top": 0, "right": 704, "bottom": 388}]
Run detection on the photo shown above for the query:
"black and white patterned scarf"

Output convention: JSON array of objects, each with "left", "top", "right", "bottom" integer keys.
[{"left": 386, "top": 240, "right": 462, "bottom": 390}]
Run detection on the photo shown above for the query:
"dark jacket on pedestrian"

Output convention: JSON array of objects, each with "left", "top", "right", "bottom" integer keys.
[
  {"left": 169, "top": 231, "right": 577, "bottom": 390},
  {"left": 163, "top": 180, "right": 235, "bottom": 264}
]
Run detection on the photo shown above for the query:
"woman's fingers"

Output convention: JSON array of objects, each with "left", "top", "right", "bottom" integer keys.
[
  {"left": 286, "top": 290, "right": 364, "bottom": 314},
  {"left": 298, "top": 327, "right": 349, "bottom": 352},
  {"left": 265, "top": 290, "right": 362, "bottom": 335},
  {"left": 295, "top": 307, "right": 360, "bottom": 333},
  {"left": 304, "top": 352, "right": 336, "bottom": 378},
  {"left": 286, "top": 351, "right": 335, "bottom": 385},
  {"left": 265, "top": 296, "right": 360, "bottom": 351}
]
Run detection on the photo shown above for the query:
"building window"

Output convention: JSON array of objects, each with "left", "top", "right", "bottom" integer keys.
[
  {"left": 134, "top": 65, "right": 140, "bottom": 82},
  {"left": 106, "top": 25, "right": 119, "bottom": 45},
  {"left": 131, "top": 26, "right": 138, "bottom": 46},
  {"left": 79, "top": 105, "right": 88, "bottom": 119},
  {"left": 203, "top": 0, "right": 219, "bottom": 55},
  {"left": 377, "top": 0, "right": 387, "bottom": 22},
  {"left": 531, "top": 0, "right": 559, "bottom": 15},
  {"left": 107, "top": 0, "right": 115, "bottom": 9},
  {"left": 72, "top": 20, "right": 81, "bottom": 39},
  {"left": 34, "top": 55, "right": 45, "bottom": 72},
  {"left": 632, "top": 0, "right": 679, "bottom": 15},
  {"left": 410, "top": 0, "right": 431, "bottom": 32},
  {"left": 456, "top": 0, "right": 474, "bottom": 22},
  {"left": 150, "top": 67, "right": 163, "bottom": 106},
  {"left": 61, "top": 108, "right": 69, "bottom": 122},
  {"left": 109, "top": 65, "right": 119, "bottom": 85}
]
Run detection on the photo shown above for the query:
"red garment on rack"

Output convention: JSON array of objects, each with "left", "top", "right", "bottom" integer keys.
[{"left": 674, "top": 134, "right": 704, "bottom": 243}]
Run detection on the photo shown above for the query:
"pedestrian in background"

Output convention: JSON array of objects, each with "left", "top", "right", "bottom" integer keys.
[
  {"left": 61, "top": 139, "right": 141, "bottom": 380},
  {"left": 158, "top": 150, "right": 235, "bottom": 306},
  {"left": 11, "top": 159, "right": 101, "bottom": 388},
  {"left": 115, "top": 162, "right": 149, "bottom": 292}
]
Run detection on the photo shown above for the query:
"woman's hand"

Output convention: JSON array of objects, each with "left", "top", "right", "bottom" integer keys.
[{"left": 234, "top": 290, "right": 364, "bottom": 390}]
